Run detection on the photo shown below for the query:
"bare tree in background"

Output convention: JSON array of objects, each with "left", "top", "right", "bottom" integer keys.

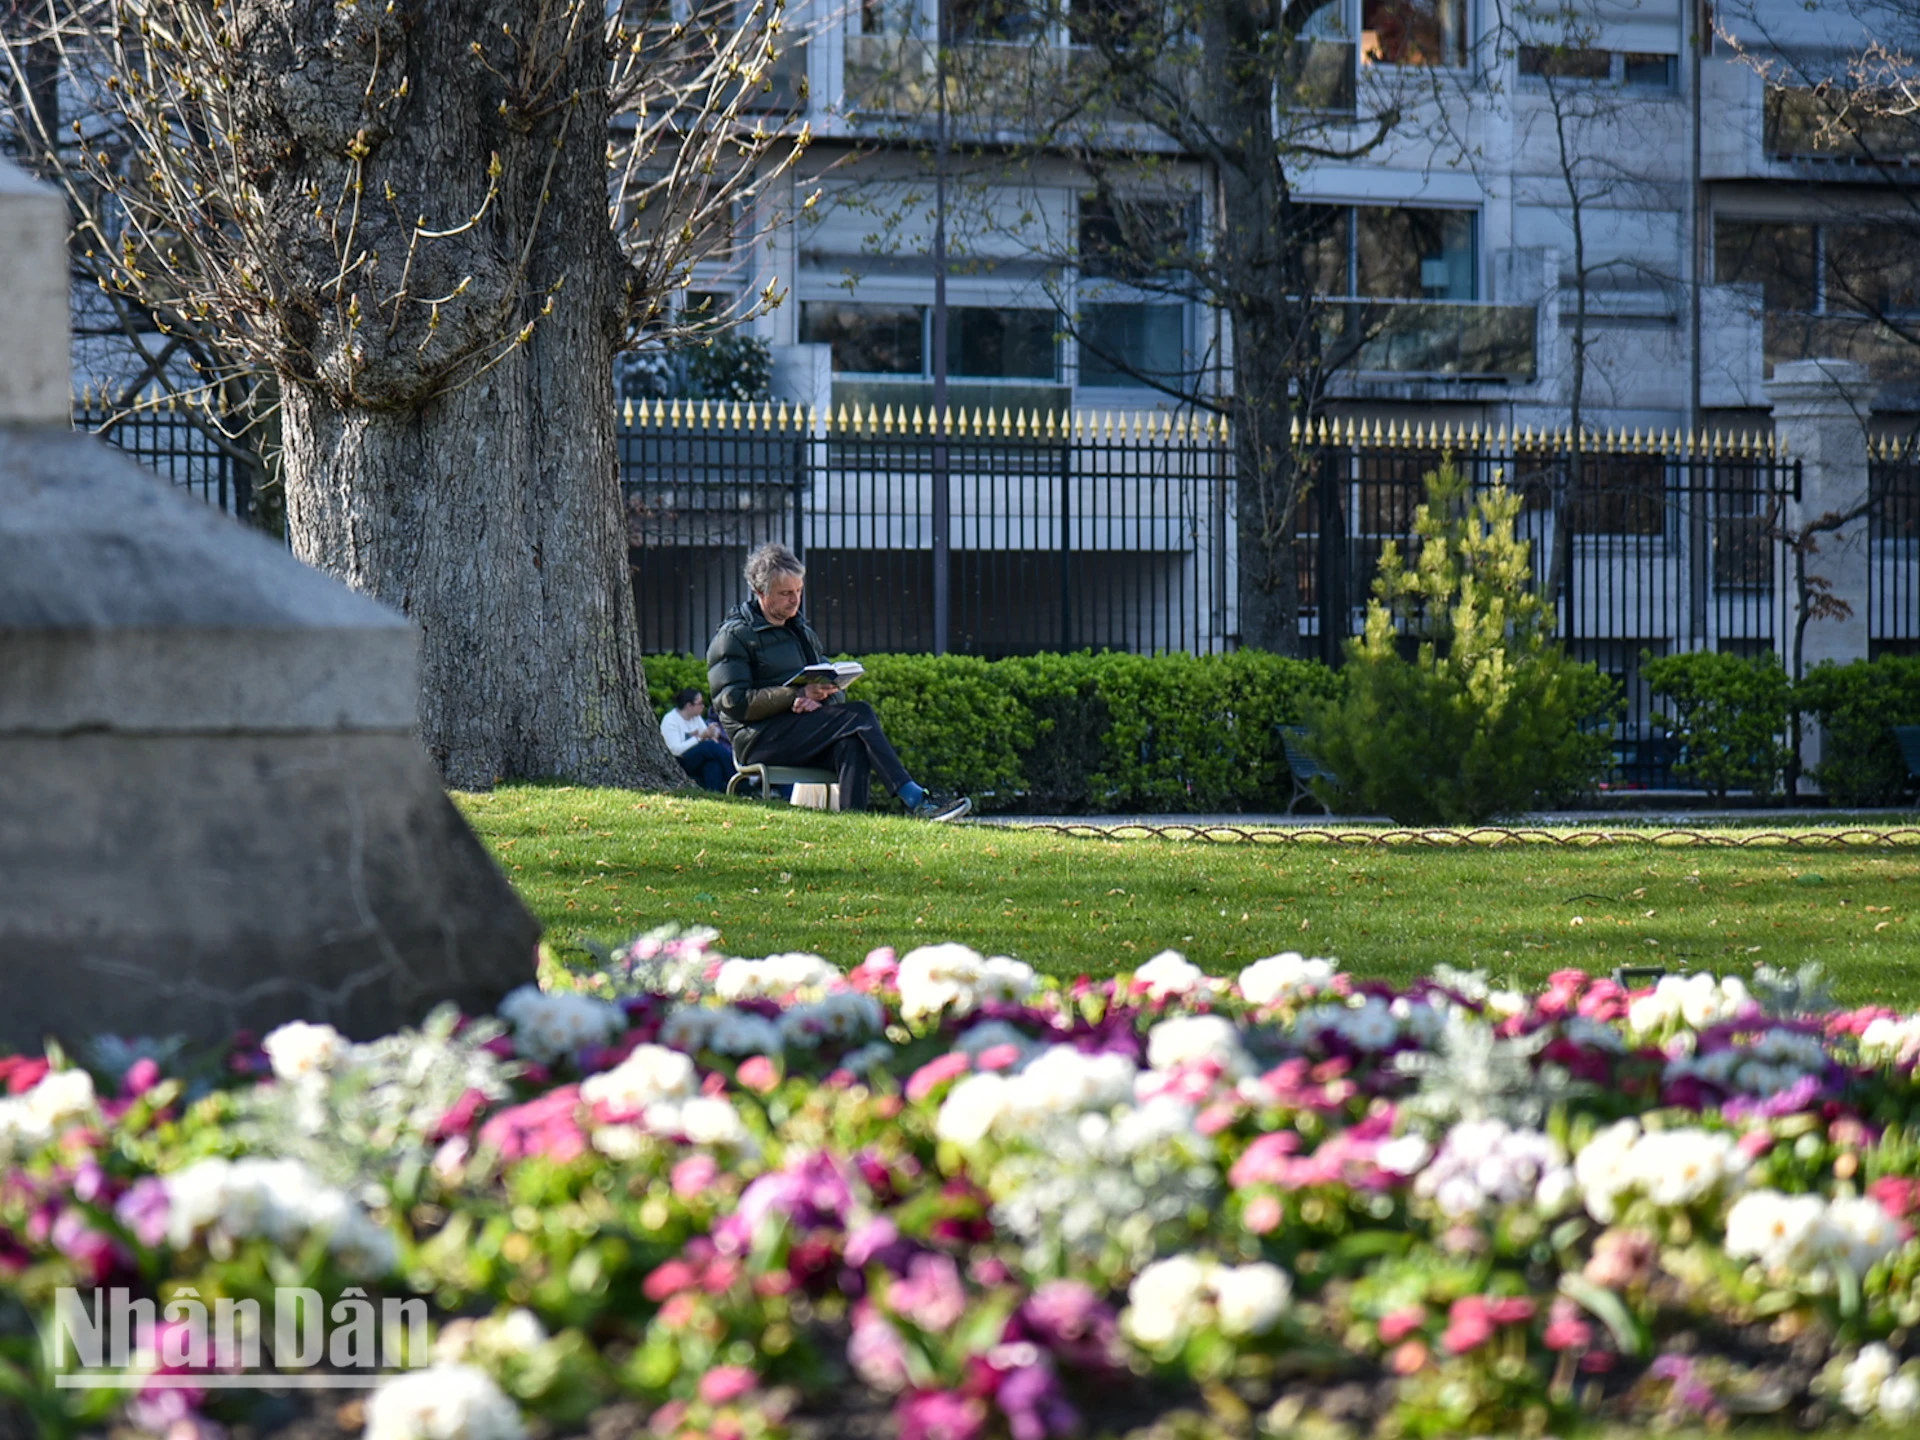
[
  {"left": 833, "top": 0, "right": 1403, "bottom": 654},
  {"left": 1, "top": 0, "right": 807, "bottom": 789}
]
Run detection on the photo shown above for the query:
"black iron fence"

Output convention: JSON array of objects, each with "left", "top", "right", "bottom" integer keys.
[
  {"left": 621, "top": 400, "right": 1233, "bottom": 659},
  {"left": 75, "top": 390, "right": 256, "bottom": 520},
  {"left": 1870, "top": 440, "right": 1920, "bottom": 654}
]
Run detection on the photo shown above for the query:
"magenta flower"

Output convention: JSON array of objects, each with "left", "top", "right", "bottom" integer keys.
[
  {"left": 671, "top": 1153, "right": 720, "bottom": 1199},
  {"left": 896, "top": 1388, "right": 989, "bottom": 1440},
  {"left": 1015, "top": 1280, "right": 1121, "bottom": 1370},
  {"left": 1378, "top": 1305, "right": 1427, "bottom": 1345},
  {"left": 906, "top": 1053, "right": 972, "bottom": 1103},
  {"left": 849, "top": 1304, "right": 913, "bottom": 1392},
  {"left": 477, "top": 1085, "right": 588, "bottom": 1162},
  {"left": 992, "top": 1350, "right": 1079, "bottom": 1440},
  {"left": 114, "top": 1178, "right": 170, "bottom": 1249}
]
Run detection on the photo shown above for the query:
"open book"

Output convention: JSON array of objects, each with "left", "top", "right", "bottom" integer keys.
[{"left": 787, "top": 661, "right": 866, "bottom": 689}]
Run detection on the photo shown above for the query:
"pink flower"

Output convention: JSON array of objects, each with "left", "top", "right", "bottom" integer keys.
[
  {"left": 1378, "top": 1306, "right": 1427, "bottom": 1345},
  {"left": 1543, "top": 1298, "right": 1592, "bottom": 1352},
  {"left": 122, "top": 1058, "right": 162, "bottom": 1098},
  {"left": 643, "top": 1259, "right": 701, "bottom": 1302},
  {"left": 1194, "top": 1101, "right": 1241, "bottom": 1136},
  {"left": 672, "top": 1153, "right": 720, "bottom": 1198},
  {"left": 1485, "top": 1297, "right": 1535, "bottom": 1326},
  {"left": 1390, "top": 1339, "right": 1431, "bottom": 1374},
  {"left": 1242, "top": 1194, "right": 1282, "bottom": 1234},
  {"left": 699, "top": 1365, "right": 757, "bottom": 1405},
  {"left": 1737, "top": 1129, "right": 1775, "bottom": 1160},
  {"left": 427, "top": 1087, "right": 491, "bottom": 1142},
  {"left": 906, "top": 1053, "right": 971, "bottom": 1103},
  {"left": 1584, "top": 1228, "right": 1657, "bottom": 1290},
  {"left": 975, "top": 1044, "right": 1023, "bottom": 1072},
  {"left": 648, "top": 1399, "right": 688, "bottom": 1436},
  {"left": 887, "top": 1252, "right": 967, "bottom": 1332},
  {"left": 896, "top": 1389, "right": 988, "bottom": 1440},
  {"left": 1228, "top": 1131, "right": 1302, "bottom": 1189},
  {"left": 737, "top": 1056, "right": 780, "bottom": 1093},
  {"left": 849, "top": 1305, "right": 913, "bottom": 1392},
  {"left": 1440, "top": 1297, "right": 1494, "bottom": 1354},
  {"left": 852, "top": 948, "right": 900, "bottom": 993}
]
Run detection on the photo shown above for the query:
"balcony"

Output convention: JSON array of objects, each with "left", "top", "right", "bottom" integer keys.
[
  {"left": 1323, "top": 299, "right": 1538, "bottom": 383},
  {"left": 1764, "top": 312, "right": 1920, "bottom": 390},
  {"left": 1764, "top": 87, "right": 1920, "bottom": 165}
]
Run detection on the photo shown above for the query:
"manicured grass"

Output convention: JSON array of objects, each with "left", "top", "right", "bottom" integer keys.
[{"left": 458, "top": 786, "right": 1920, "bottom": 1005}]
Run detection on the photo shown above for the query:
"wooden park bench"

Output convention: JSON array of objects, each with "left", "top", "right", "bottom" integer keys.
[{"left": 1279, "top": 726, "right": 1338, "bottom": 816}]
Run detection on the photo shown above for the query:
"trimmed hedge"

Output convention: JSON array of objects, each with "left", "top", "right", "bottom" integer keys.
[
  {"left": 1796, "top": 655, "right": 1920, "bottom": 806},
  {"left": 641, "top": 650, "right": 1340, "bottom": 813}
]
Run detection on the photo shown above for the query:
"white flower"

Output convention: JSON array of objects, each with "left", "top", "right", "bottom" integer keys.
[
  {"left": 1822, "top": 1194, "right": 1905, "bottom": 1275},
  {"left": 705, "top": 1008, "right": 784, "bottom": 1056},
  {"left": 262, "top": 1022, "right": 351, "bottom": 1082},
  {"left": 715, "top": 952, "right": 840, "bottom": 1002},
  {"left": 659, "top": 1005, "right": 716, "bottom": 1053},
  {"left": 1237, "top": 952, "right": 1338, "bottom": 1006},
  {"left": 779, "top": 992, "right": 884, "bottom": 1049},
  {"left": 1841, "top": 1344, "right": 1899, "bottom": 1417},
  {"left": 0, "top": 1098, "right": 52, "bottom": 1158},
  {"left": 1573, "top": 1120, "right": 1642, "bottom": 1224},
  {"left": 1724, "top": 1189, "right": 1827, "bottom": 1273},
  {"left": 497, "top": 986, "right": 625, "bottom": 1064},
  {"left": 1628, "top": 973, "right": 1751, "bottom": 1036},
  {"left": 364, "top": 1362, "right": 526, "bottom": 1440},
  {"left": 1878, "top": 1371, "right": 1920, "bottom": 1422},
  {"left": 1210, "top": 1262, "right": 1291, "bottom": 1336},
  {"left": 1135, "top": 950, "right": 1207, "bottom": 999},
  {"left": 1146, "top": 1014, "right": 1249, "bottom": 1075},
  {"left": 1124, "top": 1255, "right": 1214, "bottom": 1347},
  {"left": 936, "top": 1073, "right": 1013, "bottom": 1147},
  {"left": 24, "top": 1068, "right": 96, "bottom": 1127},
  {"left": 1861, "top": 1015, "right": 1920, "bottom": 1067},
  {"left": 162, "top": 1157, "right": 396, "bottom": 1278},
  {"left": 1376, "top": 1134, "right": 1433, "bottom": 1177},
  {"left": 1633, "top": 1130, "right": 1743, "bottom": 1209},
  {"left": 897, "top": 944, "right": 1036, "bottom": 1021},
  {"left": 580, "top": 1044, "right": 696, "bottom": 1116},
  {"left": 664, "top": 1095, "right": 754, "bottom": 1149},
  {"left": 1414, "top": 1119, "right": 1570, "bottom": 1218}
]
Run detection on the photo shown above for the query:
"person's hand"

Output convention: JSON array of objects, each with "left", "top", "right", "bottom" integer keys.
[
  {"left": 804, "top": 682, "right": 840, "bottom": 703},
  {"left": 792, "top": 694, "right": 823, "bottom": 713}
]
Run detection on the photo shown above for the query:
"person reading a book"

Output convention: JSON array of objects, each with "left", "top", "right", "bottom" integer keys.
[
  {"left": 707, "top": 543, "right": 971, "bottom": 821},
  {"left": 660, "top": 688, "right": 735, "bottom": 792}
]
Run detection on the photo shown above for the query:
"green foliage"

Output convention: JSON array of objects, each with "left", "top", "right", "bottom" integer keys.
[
  {"left": 1794, "top": 655, "right": 1920, "bottom": 806},
  {"left": 1641, "top": 650, "right": 1794, "bottom": 801},
  {"left": 1303, "top": 459, "right": 1618, "bottom": 824},
  {"left": 642, "top": 654, "right": 711, "bottom": 715},
  {"left": 684, "top": 333, "right": 772, "bottom": 402},
  {"left": 641, "top": 649, "right": 1339, "bottom": 812}
]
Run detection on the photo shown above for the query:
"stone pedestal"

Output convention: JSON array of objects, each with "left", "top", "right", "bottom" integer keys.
[
  {"left": 1765, "top": 358, "right": 1873, "bottom": 676},
  {"left": 0, "top": 160, "right": 537, "bottom": 1046}
]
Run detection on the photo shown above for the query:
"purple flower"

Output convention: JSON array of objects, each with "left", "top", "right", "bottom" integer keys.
[
  {"left": 115, "top": 1178, "right": 170, "bottom": 1249},
  {"left": 717, "top": 1152, "right": 856, "bottom": 1252},
  {"left": 1722, "top": 1073, "right": 1826, "bottom": 1122},
  {"left": 51, "top": 1207, "right": 123, "bottom": 1283},
  {"left": 845, "top": 1216, "right": 903, "bottom": 1268},
  {"left": 1014, "top": 1280, "right": 1121, "bottom": 1371},
  {"left": 993, "top": 1351, "right": 1079, "bottom": 1440}
]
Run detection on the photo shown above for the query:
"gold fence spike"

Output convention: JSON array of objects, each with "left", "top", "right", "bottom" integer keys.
[
  {"left": 880, "top": 404, "right": 893, "bottom": 435},
  {"left": 1046, "top": 410, "right": 1058, "bottom": 439},
  {"left": 833, "top": 403, "right": 846, "bottom": 431},
  {"left": 622, "top": 397, "right": 634, "bottom": 426},
  {"left": 1441, "top": 420, "right": 1454, "bottom": 447},
  {"left": 696, "top": 399, "right": 709, "bottom": 428},
  {"left": 985, "top": 409, "right": 998, "bottom": 437},
  {"left": 776, "top": 401, "right": 789, "bottom": 430},
  {"left": 1290, "top": 415, "right": 1301, "bottom": 444}
]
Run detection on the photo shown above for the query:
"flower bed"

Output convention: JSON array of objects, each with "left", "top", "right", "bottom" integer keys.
[{"left": 6, "top": 935, "right": 1920, "bottom": 1438}]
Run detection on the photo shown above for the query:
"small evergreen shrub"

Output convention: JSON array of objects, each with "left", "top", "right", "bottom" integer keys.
[
  {"left": 1641, "top": 650, "right": 1794, "bottom": 801},
  {"left": 1303, "top": 459, "right": 1618, "bottom": 825},
  {"left": 1795, "top": 655, "right": 1920, "bottom": 805}
]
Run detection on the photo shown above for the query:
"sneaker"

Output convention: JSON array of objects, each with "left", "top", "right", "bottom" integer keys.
[{"left": 908, "top": 793, "right": 972, "bottom": 822}]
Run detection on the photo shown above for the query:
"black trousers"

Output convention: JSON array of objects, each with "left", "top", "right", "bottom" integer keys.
[{"left": 743, "top": 702, "right": 910, "bottom": 812}]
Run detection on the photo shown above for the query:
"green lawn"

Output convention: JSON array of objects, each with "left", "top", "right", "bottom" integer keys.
[{"left": 457, "top": 786, "right": 1920, "bottom": 1006}]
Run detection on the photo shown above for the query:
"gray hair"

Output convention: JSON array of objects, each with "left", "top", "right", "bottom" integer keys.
[{"left": 745, "top": 542, "right": 805, "bottom": 596}]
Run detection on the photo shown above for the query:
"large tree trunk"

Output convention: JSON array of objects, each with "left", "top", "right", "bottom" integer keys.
[{"left": 237, "top": 0, "right": 685, "bottom": 789}]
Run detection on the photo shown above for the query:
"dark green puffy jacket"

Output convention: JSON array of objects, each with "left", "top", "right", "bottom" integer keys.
[{"left": 705, "top": 598, "right": 842, "bottom": 755}]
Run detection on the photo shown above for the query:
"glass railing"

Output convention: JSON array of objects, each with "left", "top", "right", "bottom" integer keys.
[
  {"left": 1322, "top": 300, "right": 1537, "bottom": 382},
  {"left": 1763, "top": 311, "right": 1920, "bottom": 385},
  {"left": 1764, "top": 87, "right": 1920, "bottom": 162},
  {"left": 842, "top": 36, "right": 1355, "bottom": 120}
]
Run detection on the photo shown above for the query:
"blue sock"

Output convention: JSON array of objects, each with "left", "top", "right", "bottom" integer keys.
[{"left": 899, "top": 781, "right": 926, "bottom": 809}]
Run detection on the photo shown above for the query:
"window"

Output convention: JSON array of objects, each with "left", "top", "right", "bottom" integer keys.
[
  {"left": 1361, "top": 0, "right": 1466, "bottom": 68},
  {"left": 1078, "top": 195, "right": 1190, "bottom": 281},
  {"left": 1518, "top": 45, "right": 1609, "bottom": 79},
  {"left": 799, "top": 302, "right": 1059, "bottom": 379},
  {"left": 949, "top": 307, "right": 1058, "bottom": 378},
  {"left": 800, "top": 302, "right": 925, "bottom": 373},
  {"left": 950, "top": 0, "right": 1045, "bottom": 42},
  {"left": 1717, "top": 219, "right": 1920, "bottom": 317},
  {"left": 1299, "top": 205, "right": 1477, "bottom": 299},
  {"left": 1078, "top": 304, "right": 1185, "bottom": 386},
  {"left": 1517, "top": 47, "right": 1676, "bottom": 88}
]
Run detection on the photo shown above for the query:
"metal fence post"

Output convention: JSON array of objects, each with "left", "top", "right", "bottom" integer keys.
[{"left": 1058, "top": 433, "right": 1073, "bottom": 651}]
